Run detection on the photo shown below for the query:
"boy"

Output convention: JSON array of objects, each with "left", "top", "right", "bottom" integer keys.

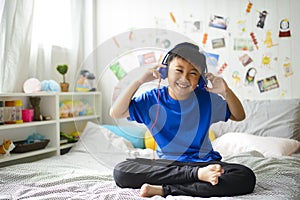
[{"left": 110, "top": 42, "right": 256, "bottom": 197}]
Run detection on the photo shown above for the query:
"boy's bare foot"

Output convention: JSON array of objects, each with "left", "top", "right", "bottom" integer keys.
[
  {"left": 197, "top": 164, "right": 224, "bottom": 185},
  {"left": 140, "top": 183, "right": 163, "bottom": 197}
]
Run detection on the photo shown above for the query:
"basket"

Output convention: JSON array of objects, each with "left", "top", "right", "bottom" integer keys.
[{"left": 12, "top": 139, "right": 50, "bottom": 153}]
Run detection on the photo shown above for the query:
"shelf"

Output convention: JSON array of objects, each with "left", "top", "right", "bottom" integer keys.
[
  {"left": 0, "top": 92, "right": 102, "bottom": 166},
  {"left": 60, "top": 143, "right": 76, "bottom": 150},
  {"left": 59, "top": 115, "right": 101, "bottom": 123},
  {"left": 0, "top": 120, "right": 57, "bottom": 130},
  {"left": 0, "top": 147, "right": 57, "bottom": 162}
]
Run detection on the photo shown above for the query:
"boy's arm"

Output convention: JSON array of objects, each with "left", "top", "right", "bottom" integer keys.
[
  {"left": 109, "top": 65, "right": 163, "bottom": 119},
  {"left": 109, "top": 80, "right": 142, "bottom": 119},
  {"left": 222, "top": 88, "right": 245, "bottom": 121},
  {"left": 205, "top": 73, "right": 245, "bottom": 121}
]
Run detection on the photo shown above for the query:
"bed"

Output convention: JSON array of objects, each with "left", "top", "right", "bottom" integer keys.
[{"left": 0, "top": 98, "right": 300, "bottom": 200}]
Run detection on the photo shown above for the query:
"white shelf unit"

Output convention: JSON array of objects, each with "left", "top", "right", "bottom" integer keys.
[{"left": 0, "top": 92, "right": 101, "bottom": 167}]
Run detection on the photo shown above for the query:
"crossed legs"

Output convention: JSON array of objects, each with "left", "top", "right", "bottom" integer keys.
[{"left": 113, "top": 158, "right": 256, "bottom": 198}]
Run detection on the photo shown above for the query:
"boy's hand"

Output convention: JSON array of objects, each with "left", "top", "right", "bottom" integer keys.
[
  {"left": 205, "top": 73, "right": 229, "bottom": 97},
  {"left": 138, "top": 63, "right": 166, "bottom": 84}
]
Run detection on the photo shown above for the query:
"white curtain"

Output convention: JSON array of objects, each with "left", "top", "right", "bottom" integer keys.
[{"left": 0, "top": 0, "right": 98, "bottom": 93}]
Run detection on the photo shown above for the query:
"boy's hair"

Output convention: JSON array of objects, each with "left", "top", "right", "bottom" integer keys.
[{"left": 165, "top": 42, "right": 207, "bottom": 74}]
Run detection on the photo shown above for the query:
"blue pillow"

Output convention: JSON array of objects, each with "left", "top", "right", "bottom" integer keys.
[{"left": 101, "top": 125, "right": 146, "bottom": 149}]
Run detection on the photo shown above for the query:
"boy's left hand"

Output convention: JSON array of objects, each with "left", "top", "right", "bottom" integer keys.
[{"left": 205, "top": 73, "right": 229, "bottom": 97}]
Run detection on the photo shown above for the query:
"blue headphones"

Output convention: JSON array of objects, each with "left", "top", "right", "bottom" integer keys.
[{"left": 158, "top": 42, "right": 208, "bottom": 88}]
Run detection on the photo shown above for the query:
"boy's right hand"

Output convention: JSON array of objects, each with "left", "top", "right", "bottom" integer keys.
[{"left": 138, "top": 63, "right": 166, "bottom": 84}]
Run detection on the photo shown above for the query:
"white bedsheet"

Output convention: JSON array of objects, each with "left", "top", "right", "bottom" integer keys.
[{"left": 0, "top": 122, "right": 299, "bottom": 199}]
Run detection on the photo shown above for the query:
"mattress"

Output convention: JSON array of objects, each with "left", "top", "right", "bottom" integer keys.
[{"left": 0, "top": 124, "right": 299, "bottom": 200}]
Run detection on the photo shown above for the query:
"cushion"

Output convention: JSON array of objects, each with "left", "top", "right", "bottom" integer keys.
[
  {"left": 144, "top": 130, "right": 157, "bottom": 150},
  {"left": 101, "top": 124, "right": 146, "bottom": 149},
  {"left": 70, "top": 122, "right": 134, "bottom": 168},
  {"left": 212, "top": 132, "right": 300, "bottom": 158},
  {"left": 210, "top": 99, "right": 300, "bottom": 141}
]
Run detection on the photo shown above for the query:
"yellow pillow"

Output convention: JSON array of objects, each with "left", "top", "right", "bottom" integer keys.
[
  {"left": 209, "top": 129, "right": 216, "bottom": 141},
  {"left": 144, "top": 129, "right": 215, "bottom": 150},
  {"left": 144, "top": 130, "right": 157, "bottom": 150}
]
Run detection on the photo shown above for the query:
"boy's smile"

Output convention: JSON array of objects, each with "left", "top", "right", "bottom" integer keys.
[{"left": 167, "top": 57, "right": 201, "bottom": 100}]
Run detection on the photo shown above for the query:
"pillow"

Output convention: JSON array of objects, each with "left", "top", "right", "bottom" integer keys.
[
  {"left": 70, "top": 122, "right": 134, "bottom": 168},
  {"left": 144, "top": 130, "right": 157, "bottom": 150},
  {"left": 101, "top": 124, "right": 146, "bottom": 149},
  {"left": 210, "top": 99, "right": 300, "bottom": 141},
  {"left": 212, "top": 132, "right": 300, "bottom": 158}
]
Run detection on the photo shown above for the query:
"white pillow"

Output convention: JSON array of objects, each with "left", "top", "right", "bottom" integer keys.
[
  {"left": 71, "top": 122, "right": 134, "bottom": 168},
  {"left": 210, "top": 99, "right": 300, "bottom": 140},
  {"left": 212, "top": 132, "right": 300, "bottom": 158}
]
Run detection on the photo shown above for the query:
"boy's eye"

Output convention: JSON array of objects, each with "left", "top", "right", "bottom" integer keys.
[
  {"left": 190, "top": 72, "right": 199, "bottom": 76},
  {"left": 176, "top": 69, "right": 183, "bottom": 73}
]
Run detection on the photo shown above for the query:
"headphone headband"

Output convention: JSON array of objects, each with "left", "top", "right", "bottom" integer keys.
[{"left": 162, "top": 42, "right": 207, "bottom": 74}]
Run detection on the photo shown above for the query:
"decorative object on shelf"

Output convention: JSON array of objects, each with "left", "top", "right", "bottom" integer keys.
[
  {"left": 15, "top": 100, "right": 23, "bottom": 124},
  {"left": 12, "top": 132, "right": 50, "bottom": 153},
  {"left": 23, "top": 78, "right": 42, "bottom": 93},
  {"left": 56, "top": 64, "right": 69, "bottom": 92},
  {"left": 59, "top": 99, "right": 93, "bottom": 118},
  {"left": 60, "top": 131, "right": 80, "bottom": 143},
  {"left": 12, "top": 139, "right": 50, "bottom": 153},
  {"left": 29, "top": 97, "right": 42, "bottom": 121},
  {"left": 22, "top": 109, "right": 34, "bottom": 122},
  {"left": 41, "top": 80, "right": 60, "bottom": 92},
  {"left": 76, "top": 69, "right": 96, "bottom": 92},
  {"left": 4, "top": 100, "right": 16, "bottom": 124},
  {"left": 0, "top": 139, "right": 15, "bottom": 156}
]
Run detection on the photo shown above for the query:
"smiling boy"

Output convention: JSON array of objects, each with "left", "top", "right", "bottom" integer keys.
[{"left": 110, "top": 42, "right": 256, "bottom": 197}]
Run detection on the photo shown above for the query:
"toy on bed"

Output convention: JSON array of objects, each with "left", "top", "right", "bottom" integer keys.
[{"left": 0, "top": 139, "right": 15, "bottom": 156}]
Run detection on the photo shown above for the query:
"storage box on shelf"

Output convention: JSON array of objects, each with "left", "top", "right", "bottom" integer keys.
[
  {"left": 0, "top": 92, "right": 101, "bottom": 167},
  {"left": 58, "top": 92, "right": 102, "bottom": 153}
]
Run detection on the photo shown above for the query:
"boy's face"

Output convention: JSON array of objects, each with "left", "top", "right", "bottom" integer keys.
[{"left": 167, "top": 57, "right": 201, "bottom": 100}]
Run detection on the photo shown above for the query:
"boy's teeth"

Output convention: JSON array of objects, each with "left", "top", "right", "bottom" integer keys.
[{"left": 178, "top": 83, "right": 189, "bottom": 88}]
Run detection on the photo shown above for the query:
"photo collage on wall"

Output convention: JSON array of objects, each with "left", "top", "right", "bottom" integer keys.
[{"left": 108, "top": 1, "right": 293, "bottom": 98}]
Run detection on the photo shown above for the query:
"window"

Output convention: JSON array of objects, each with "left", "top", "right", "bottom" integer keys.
[{"left": 31, "top": 0, "right": 72, "bottom": 48}]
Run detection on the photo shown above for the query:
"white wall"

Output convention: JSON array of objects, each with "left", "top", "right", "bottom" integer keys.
[{"left": 93, "top": 0, "right": 300, "bottom": 123}]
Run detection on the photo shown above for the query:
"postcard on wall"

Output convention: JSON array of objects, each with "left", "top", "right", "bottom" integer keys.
[
  {"left": 257, "top": 75, "right": 279, "bottom": 93},
  {"left": 209, "top": 15, "right": 228, "bottom": 30},
  {"left": 234, "top": 38, "right": 254, "bottom": 51},
  {"left": 212, "top": 38, "right": 225, "bottom": 49},
  {"left": 110, "top": 62, "right": 127, "bottom": 80},
  {"left": 183, "top": 20, "right": 203, "bottom": 33},
  {"left": 204, "top": 52, "right": 219, "bottom": 67},
  {"left": 138, "top": 52, "right": 156, "bottom": 66},
  {"left": 239, "top": 54, "right": 253, "bottom": 67}
]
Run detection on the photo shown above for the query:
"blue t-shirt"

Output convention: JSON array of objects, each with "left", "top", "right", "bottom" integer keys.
[{"left": 128, "top": 86, "right": 230, "bottom": 162}]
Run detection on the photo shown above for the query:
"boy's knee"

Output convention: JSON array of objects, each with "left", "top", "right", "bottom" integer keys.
[
  {"left": 239, "top": 165, "right": 256, "bottom": 194},
  {"left": 113, "top": 167, "right": 125, "bottom": 188},
  {"left": 113, "top": 162, "right": 141, "bottom": 188},
  {"left": 246, "top": 167, "right": 256, "bottom": 192}
]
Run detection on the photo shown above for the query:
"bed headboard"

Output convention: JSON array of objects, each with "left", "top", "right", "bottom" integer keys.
[{"left": 210, "top": 98, "right": 300, "bottom": 141}]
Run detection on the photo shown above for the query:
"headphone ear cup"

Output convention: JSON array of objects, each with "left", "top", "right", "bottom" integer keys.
[{"left": 158, "top": 67, "right": 168, "bottom": 79}]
